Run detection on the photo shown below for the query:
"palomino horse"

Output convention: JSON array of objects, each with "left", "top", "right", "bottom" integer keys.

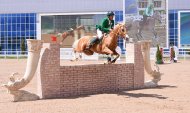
[{"left": 72, "top": 23, "right": 128, "bottom": 63}]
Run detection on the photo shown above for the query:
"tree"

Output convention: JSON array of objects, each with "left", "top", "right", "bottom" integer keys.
[
  {"left": 0, "top": 44, "right": 2, "bottom": 51},
  {"left": 170, "top": 47, "right": 175, "bottom": 61},
  {"left": 156, "top": 45, "right": 163, "bottom": 64},
  {"left": 20, "top": 39, "right": 26, "bottom": 54},
  {"left": 0, "top": 44, "right": 2, "bottom": 54}
]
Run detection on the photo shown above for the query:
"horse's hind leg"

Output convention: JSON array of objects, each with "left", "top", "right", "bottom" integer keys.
[
  {"left": 138, "top": 23, "right": 145, "bottom": 39},
  {"left": 71, "top": 50, "right": 79, "bottom": 61},
  {"left": 151, "top": 28, "right": 158, "bottom": 39},
  {"left": 79, "top": 53, "right": 82, "bottom": 59}
]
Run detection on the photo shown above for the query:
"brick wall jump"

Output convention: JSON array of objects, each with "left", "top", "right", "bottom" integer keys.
[{"left": 37, "top": 43, "right": 144, "bottom": 99}]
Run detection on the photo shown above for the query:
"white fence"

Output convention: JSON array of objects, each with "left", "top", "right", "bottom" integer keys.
[
  {"left": 0, "top": 51, "right": 28, "bottom": 59},
  {"left": 60, "top": 48, "right": 99, "bottom": 60},
  {"left": 150, "top": 48, "right": 190, "bottom": 60},
  {"left": 0, "top": 49, "right": 190, "bottom": 60}
]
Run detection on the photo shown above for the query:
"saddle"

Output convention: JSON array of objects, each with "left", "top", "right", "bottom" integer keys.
[
  {"left": 90, "top": 33, "right": 107, "bottom": 45},
  {"left": 86, "top": 34, "right": 107, "bottom": 50}
]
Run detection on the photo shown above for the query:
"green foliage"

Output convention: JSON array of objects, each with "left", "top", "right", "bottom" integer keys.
[
  {"left": 156, "top": 45, "right": 163, "bottom": 64},
  {"left": 0, "top": 44, "right": 2, "bottom": 51},
  {"left": 139, "top": 10, "right": 144, "bottom": 15},
  {"left": 21, "top": 39, "right": 26, "bottom": 54},
  {"left": 170, "top": 47, "right": 175, "bottom": 59},
  {"left": 0, "top": 44, "right": 2, "bottom": 55}
]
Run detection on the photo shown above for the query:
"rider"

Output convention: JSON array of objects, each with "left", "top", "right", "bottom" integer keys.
[
  {"left": 142, "top": 3, "right": 154, "bottom": 24},
  {"left": 86, "top": 11, "right": 115, "bottom": 49}
]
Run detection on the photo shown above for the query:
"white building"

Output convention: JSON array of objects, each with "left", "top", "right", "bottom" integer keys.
[{"left": 0, "top": 0, "right": 125, "bottom": 53}]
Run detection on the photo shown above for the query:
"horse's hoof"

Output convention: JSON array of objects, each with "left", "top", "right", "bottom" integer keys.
[
  {"left": 104, "top": 61, "right": 111, "bottom": 64},
  {"left": 108, "top": 61, "right": 112, "bottom": 64},
  {"left": 111, "top": 59, "right": 117, "bottom": 63},
  {"left": 111, "top": 61, "right": 115, "bottom": 64},
  {"left": 70, "top": 59, "right": 77, "bottom": 62},
  {"left": 70, "top": 60, "right": 74, "bottom": 62}
]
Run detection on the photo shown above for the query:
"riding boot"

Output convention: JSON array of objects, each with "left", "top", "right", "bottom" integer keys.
[{"left": 86, "top": 37, "right": 99, "bottom": 49}]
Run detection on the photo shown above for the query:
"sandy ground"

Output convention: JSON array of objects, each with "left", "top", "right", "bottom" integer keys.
[{"left": 0, "top": 59, "right": 190, "bottom": 113}]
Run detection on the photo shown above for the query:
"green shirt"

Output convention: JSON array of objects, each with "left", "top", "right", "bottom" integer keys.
[
  {"left": 96, "top": 17, "right": 114, "bottom": 33},
  {"left": 143, "top": 6, "right": 154, "bottom": 17}
]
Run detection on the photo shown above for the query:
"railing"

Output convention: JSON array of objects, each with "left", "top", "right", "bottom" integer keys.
[
  {"left": 0, "top": 49, "right": 190, "bottom": 60},
  {"left": 163, "top": 49, "right": 190, "bottom": 60},
  {"left": 179, "top": 50, "right": 190, "bottom": 60},
  {"left": 0, "top": 51, "right": 28, "bottom": 59}
]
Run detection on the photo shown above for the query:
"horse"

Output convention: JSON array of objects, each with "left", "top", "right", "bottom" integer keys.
[
  {"left": 72, "top": 23, "right": 128, "bottom": 64},
  {"left": 128, "top": 11, "right": 162, "bottom": 40},
  {"left": 57, "top": 25, "right": 85, "bottom": 44}
]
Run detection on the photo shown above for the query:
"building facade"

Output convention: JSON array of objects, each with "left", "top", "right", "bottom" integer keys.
[
  {"left": 168, "top": 0, "right": 190, "bottom": 51},
  {"left": 138, "top": 0, "right": 166, "bottom": 15},
  {"left": 0, "top": 0, "right": 124, "bottom": 54},
  {"left": 0, "top": 0, "right": 190, "bottom": 55}
]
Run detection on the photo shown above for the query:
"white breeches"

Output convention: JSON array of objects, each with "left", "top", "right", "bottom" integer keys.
[{"left": 97, "top": 29, "right": 103, "bottom": 39}]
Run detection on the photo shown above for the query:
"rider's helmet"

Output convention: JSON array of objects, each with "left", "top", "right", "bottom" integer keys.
[{"left": 107, "top": 11, "right": 115, "bottom": 17}]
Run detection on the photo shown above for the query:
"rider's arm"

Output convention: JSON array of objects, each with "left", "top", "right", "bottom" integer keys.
[{"left": 101, "top": 18, "right": 110, "bottom": 33}]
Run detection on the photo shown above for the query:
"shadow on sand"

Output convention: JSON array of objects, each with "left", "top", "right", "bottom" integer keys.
[
  {"left": 117, "top": 92, "right": 168, "bottom": 99},
  {"left": 115, "top": 85, "right": 177, "bottom": 100},
  {"left": 5, "top": 85, "right": 177, "bottom": 102}
]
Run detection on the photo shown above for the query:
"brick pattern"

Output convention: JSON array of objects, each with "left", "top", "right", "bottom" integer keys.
[
  {"left": 37, "top": 43, "right": 144, "bottom": 99},
  {"left": 60, "top": 64, "right": 134, "bottom": 97},
  {"left": 134, "top": 43, "right": 144, "bottom": 89},
  {"left": 37, "top": 43, "right": 61, "bottom": 99}
]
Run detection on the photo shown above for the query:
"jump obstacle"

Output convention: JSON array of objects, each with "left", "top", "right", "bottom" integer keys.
[{"left": 2, "top": 39, "right": 161, "bottom": 101}]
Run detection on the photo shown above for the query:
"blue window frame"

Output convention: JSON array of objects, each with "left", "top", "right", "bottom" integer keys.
[
  {"left": 168, "top": 10, "right": 179, "bottom": 47},
  {"left": 0, "top": 13, "right": 36, "bottom": 53},
  {"left": 21, "top": 17, "right": 26, "bottom": 23}
]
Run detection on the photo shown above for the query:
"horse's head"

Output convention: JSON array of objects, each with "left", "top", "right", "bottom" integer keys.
[
  {"left": 57, "top": 28, "right": 74, "bottom": 38},
  {"left": 114, "top": 23, "right": 129, "bottom": 40},
  {"left": 75, "top": 25, "right": 85, "bottom": 31},
  {"left": 153, "top": 11, "right": 162, "bottom": 24}
]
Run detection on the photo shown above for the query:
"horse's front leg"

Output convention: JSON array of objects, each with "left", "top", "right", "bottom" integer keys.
[
  {"left": 102, "top": 47, "right": 114, "bottom": 64},
  {"left": 111, "top": 50, "right": 120, "bottom": 63},
  {"left": 138, "top": 23, "right": 144, "bottom": 39}
]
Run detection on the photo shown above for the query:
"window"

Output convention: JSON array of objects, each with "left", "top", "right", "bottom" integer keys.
[
  {"left": 168, "top": 10, "right": 179, "bottom": 47},
  {"left": 0, "top": 13, "right": 36, "bottom": 53},
  {"left": 41, "top": 11, "right": 125, "bottom": 51},
  {"left": 154, "top": 1, "right": 162, "bottom": 8},
  {"left": 138, "top": 2, "right": 148, "bottom": 8},
  {"left": 179, "top": 11, "right": 190, "bottom": 47}
]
